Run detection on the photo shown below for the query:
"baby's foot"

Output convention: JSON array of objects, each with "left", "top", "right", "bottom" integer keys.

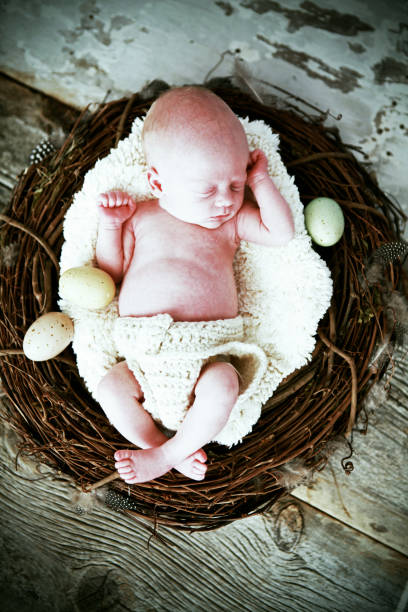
[
  {"left": 174, "top": 449, "right": 207, "bottom": 480},
  {"left": 115, "top": 447, "right": 172, "bottom": 483},
  {"left": 114, "top": 447, "right": 207, "bottom": 484}
]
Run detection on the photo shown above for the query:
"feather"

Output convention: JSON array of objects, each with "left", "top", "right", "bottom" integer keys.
[
  {"left": 274, "top": 458, "right": 314, "bottom": 490},
  {"left": 373, "top": 241, "right": 408, "bottom": 265}
]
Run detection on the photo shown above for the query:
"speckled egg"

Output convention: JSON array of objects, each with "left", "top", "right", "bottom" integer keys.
[
  {"left": 23, "top": 312, "right": 74, "bottom": 361},
  {"left": 59, "top": 266, "right": 116, "bottom": 309},
  {"left": 304, "top": 197, "right": 345, "bottom": 246}
]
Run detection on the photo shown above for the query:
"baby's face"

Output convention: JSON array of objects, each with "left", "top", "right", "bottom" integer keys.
[{"left": 148, "top": 124, "right": 249, "bottom": 229}]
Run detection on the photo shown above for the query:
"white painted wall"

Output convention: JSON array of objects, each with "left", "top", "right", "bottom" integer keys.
[{"left": 1, "top": 0, "right": 407, "bottom": 228}]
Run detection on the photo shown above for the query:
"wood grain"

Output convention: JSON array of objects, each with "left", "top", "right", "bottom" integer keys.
[
  {"left": 1, "top": 424, "right": 406, "bottom": 611},
  {"left": 293, "top": 346, "right": 408, "bottom": 555}
]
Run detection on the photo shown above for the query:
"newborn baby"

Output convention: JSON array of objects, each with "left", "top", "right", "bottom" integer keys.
[{"left": 95, "top": 86, "right": 294, "bottom": 484}]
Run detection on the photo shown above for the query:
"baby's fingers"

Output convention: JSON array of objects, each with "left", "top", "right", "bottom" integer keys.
[
  {"left": 97, "top": 192, "right": 109, "bottom": 207},
  {"left": 250, "top": 149, "right": 260, "bottom": 161},
  {"left": 107, "top": 190, "right": 129, "bottom": 207},
  {"left": 249, "top": 149, "right": 266, "bottom": 167},
  {"left": 97, "top": 190, "right": 129, "bottom": 207}
]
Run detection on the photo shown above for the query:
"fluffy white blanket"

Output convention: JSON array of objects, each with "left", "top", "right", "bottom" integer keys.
[{"left": 59, "top": 115, "right": 332, "bottom": 446}]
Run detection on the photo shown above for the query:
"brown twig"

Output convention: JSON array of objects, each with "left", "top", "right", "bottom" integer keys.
[
  {"left": 115, "top": 93, "right": 140, "bottom": 146},
  {"left": 84, "top": 471, "right": 120, "bottom": 491},
  {"left": 286, "top": 152, "right": 354, "bottom": 168},
  {"left": 318, "top": 330, "right": 358, "bottom": 436},
  {"left": 0, "top": 213, "right": 59, "bottom": 272}
]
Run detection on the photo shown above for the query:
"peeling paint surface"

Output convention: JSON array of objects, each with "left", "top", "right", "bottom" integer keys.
[
  {"left": 372, "top": 57, "right": 408, "bottom": 85},
  {"left": 0, "top": 0, "right": 407, "bottom": 227},
  {"left": 257, "top": 37, "right": 364, "bottom": 92},
  {"left": 241, "top": 0, "right": 375, "bottom": 35}
]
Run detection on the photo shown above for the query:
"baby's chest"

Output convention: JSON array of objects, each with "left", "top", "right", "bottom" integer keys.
[{"left": 133, "top": 214, "right": 236, "bottom": 259}]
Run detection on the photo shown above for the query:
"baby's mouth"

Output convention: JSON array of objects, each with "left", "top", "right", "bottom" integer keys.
[{"left": 210, "top": 212, "right": 230, "bottom": 219}]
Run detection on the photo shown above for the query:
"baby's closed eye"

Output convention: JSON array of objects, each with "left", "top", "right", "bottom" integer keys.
[
  {"left": 197, "top": 184, "right": 244, "bottom": 196},
  {"left": 197, "top": 189, "right": 215, "bottom": 198}
]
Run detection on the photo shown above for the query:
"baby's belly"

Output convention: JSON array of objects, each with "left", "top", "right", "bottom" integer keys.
[{"left": 118, "top": 260, "right": 238, "bottom": 321}]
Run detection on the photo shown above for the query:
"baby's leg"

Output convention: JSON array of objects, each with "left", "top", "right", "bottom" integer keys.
[
  {"left": 97, "top": 361, "right": 207, "bottom": 480},
  {"left": 115, "top": 361, "right": 239, "bottom": 483}
]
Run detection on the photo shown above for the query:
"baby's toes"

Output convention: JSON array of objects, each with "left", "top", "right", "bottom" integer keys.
[
  {"left": 117, "top": 466, "right": 133, "bottom": 476},
  {"left": 123, "top": 472, "right": 140, "bottom": 484},
  {"left": 114, "top": 449, "right": 133, "bottom": 462},
  {"left": 115, "top": 460, "right": 132, "bottom": 473},
  {"left": 116, "top": 464, "right": 138, "bottom": 483},
  {"left": 193, "top": 461, "right": 207, "bottom": 475},
  {"left": 192, "top": 449, "right": 207, "bottom": 463},
  {"left": 191, "top": 469, "right": 206, "bottom": 481}
]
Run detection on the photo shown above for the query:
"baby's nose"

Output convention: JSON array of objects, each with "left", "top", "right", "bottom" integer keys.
[{"left": 214, "top": 195, "right": 233, "bottom": 208}]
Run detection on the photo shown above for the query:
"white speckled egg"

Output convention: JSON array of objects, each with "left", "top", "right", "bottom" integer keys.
[
  {"left": 59, "top": 266, "right": 116, "bottom": 309},
  {"left": 23, "top": 312, "right": 74, "bottom": 361},
  {"left": 304, "top": 197, "right": 345, "bottom": 246}
]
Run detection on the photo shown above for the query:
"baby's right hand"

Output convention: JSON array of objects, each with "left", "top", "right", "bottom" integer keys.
[{"left": 97, "top": 191, "right": 137, "bottom": 228}]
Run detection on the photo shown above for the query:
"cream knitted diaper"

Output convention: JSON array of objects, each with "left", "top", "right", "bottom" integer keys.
[{"left": 113, "top": 313, "right": 268, "bottom": 443}]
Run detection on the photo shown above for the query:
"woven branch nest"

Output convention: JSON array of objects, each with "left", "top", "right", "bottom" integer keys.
[{"left": 0, "top": 82, "right": 405, "bottom": 532}]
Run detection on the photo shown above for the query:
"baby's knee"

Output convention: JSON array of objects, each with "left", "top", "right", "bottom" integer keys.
[
  {"left": 195, "top": 361, "right": 239, "bottom": 402},
  {"left": 96, "top": 361, "right": 142, "bottom": 403},
  {"left": 96, "top": 366, "right": 121, "bottom": 403}
]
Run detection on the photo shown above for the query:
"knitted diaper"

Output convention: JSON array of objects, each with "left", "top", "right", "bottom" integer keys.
[
  {"left": 113, "top": 314, "right": 268, "bottom": 442},
  {"left": 59, "top": 113, "right": 333, "bottom": 447}
]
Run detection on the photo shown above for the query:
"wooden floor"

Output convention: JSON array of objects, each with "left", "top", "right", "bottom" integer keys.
[{"left": 1, "top": 1, "right": 407, "bottom": 610}]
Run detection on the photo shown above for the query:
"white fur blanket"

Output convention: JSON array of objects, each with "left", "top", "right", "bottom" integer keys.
[{"left": 59, "top": 115, "right": 332, "bottom": 446}]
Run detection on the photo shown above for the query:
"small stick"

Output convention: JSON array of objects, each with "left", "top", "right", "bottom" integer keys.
[
  {"left": 327, "top": 307, "right": 336, "bottom": 377},
  {"left": 115, "top": 93, "right": 139, "bottom": 146},
  {"left": 84, "top": 470, "right": 120, "bottom": 491},
  {"left": 0, "top": 213, "right": 59, "bottom": 272},
  {"left": 318, "top": 331, "right": 358, "bottom": 436},
  {"left": 286, "top": 152, "right": 353, "bottom": 168}
]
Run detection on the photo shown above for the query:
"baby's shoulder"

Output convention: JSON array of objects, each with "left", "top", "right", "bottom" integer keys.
[
  {"left": 127, "top": 198, "right": 158, "bottom": 226},
  {"left": 134, "top": 198, "right": 158, "bottom": 215}
]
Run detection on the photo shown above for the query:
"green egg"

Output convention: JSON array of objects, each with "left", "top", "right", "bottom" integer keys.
[
  {"left": 304, "top": 197, "right": 345, "bottom": 246},
  {"left": 59, "top": 266, "right": 116, "bottom": 309}
]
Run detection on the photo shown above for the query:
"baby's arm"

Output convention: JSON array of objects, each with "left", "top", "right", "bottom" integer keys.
[
  {"left": 236, "top": 149, "right": 294, "bottom": 246},
  {"left": 95, "top": 191, "right": 137, "bottom": 284}
]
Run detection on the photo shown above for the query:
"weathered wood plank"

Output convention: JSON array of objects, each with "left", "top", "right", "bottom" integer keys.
[
  {"left": 0, "top": 74, "right": 78, "bottom": 204},
  {"left": 1, "top": 0, "right": 407, "bottom": 213},
  {"left": 292, "top": 346, "right": 408, "bottom": 555},
  {"left": 1, "top": 421, "right": 407, "bottom": 612}
]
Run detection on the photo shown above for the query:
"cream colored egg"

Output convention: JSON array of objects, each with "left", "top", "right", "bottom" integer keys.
[
  {"left": 59, "top": 266, "right": 116, "bottom": 309},
  {"left": 304, "top": 197, "right": 345, "bottom": 247},
  {"left": 23, "top": 312, "right": 74, "bottom": 361}
]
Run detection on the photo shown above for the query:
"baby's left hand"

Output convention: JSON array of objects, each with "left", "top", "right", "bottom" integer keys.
[{"left": 246, "top": 149, "right": 269, "bottom": 188}]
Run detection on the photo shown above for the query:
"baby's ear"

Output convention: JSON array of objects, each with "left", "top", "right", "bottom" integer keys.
[{"left": 146, "top": 167, "right": 163, "bottom": 196}]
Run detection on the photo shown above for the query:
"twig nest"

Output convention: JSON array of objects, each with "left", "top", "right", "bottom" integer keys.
[
  {"left": 1, "top": 83, "right": 404, "bottom": 531},
  {"left": 23, "top": 312, "right": 74, "bottom": 361},
  {"left": 59, "top": 266, "right": 116, "bottom": 309},
  {"left": 304, "top": 197, "right": 345, "bottom": 246}
]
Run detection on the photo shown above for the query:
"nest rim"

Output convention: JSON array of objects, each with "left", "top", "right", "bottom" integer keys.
[{"left": 0, "top": 81, "right": 405, "bottom": 531}]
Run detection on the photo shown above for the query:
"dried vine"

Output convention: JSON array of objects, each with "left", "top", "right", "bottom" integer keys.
[{"left": 0, "top": 83, "right": 405, "bottom": 531}]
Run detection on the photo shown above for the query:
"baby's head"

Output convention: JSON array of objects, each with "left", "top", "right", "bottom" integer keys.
[{"left": 142, "top": 86, "right": 250, "bottom": 228}]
